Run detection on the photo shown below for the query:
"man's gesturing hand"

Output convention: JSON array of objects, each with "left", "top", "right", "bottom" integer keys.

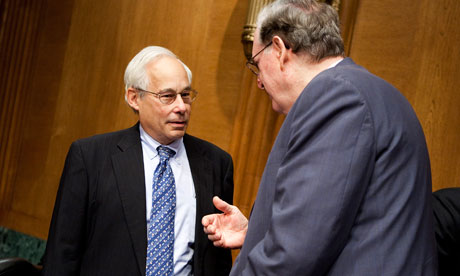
[{"left": 202, "top": 196, "right": 248, "bottom": 249}]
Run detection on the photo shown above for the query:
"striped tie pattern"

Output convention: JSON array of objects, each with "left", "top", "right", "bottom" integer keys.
[{"left": 146, "top": 146, "right": 176, "bottom": 276}]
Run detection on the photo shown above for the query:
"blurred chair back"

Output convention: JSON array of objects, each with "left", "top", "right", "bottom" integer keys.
[
  {"left": 432, "top": 188, "right": 460, "bottom": 275},
  {"left": 0, "top": 258, "right": 41, "bottom": 276}
]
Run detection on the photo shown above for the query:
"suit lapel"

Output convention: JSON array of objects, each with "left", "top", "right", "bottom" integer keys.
[
  {"left": 184, "top": 134, "right": 214, "bottom": 215},
  {"left": 111, "top": 124, "right": 147, "bottom": 276}
]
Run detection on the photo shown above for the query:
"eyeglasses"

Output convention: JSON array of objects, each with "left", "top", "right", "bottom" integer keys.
[
  {"left": 136, "top": 88, "right": 198, "bottom": 105},
  {"left": 246, "top": 41, "right": 273, "bottom": 76}
]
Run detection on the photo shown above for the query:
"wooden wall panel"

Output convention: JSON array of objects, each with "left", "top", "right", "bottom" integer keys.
[
  {"left": 0, "top": 0, "right": 76, "bottom": 237},
  {"left": 230, "top": 71, "right": 282, "bottom": 218},
  {"left": 349, "top": 0, "right": 460, "bottom": 191},
  {"left": 0, "top": 0, "right": 42, "bottom": 205},
  {"left": 0, "top": 0, "right": 46, "bottom": 232}
]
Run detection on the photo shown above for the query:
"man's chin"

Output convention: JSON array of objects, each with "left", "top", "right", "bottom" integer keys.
[
  {"left": 170, "top": 129, "right": 187, "bottom": 138},
  {"left": 271, "top": 100, "right": 284, "bottom": 114},
  {"left": 162, "top": 130, "right": 186, "bottom": 145}
]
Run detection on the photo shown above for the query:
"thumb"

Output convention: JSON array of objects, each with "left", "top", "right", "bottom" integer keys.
[{"left": 213, "top": 196, "right": 233, "bottom": 214}]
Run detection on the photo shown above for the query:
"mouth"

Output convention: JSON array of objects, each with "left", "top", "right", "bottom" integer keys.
[{"left": 168, "top": 121, "right": 187, "bottom": 128}]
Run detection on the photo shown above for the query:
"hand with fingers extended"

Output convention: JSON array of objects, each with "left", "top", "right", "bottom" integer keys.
[{"left": 202, "top": 196, "right": 248, "bottom": 249}]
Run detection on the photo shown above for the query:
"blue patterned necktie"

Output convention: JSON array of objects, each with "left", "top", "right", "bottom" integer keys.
[{"left": 146, "top": 146, "right": 176, "bottom": 276}]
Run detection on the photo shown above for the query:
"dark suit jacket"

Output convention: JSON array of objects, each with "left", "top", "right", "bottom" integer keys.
[
  {"left": 231, "top": 58, "right": 437, "bottom": 275},
  {"left": 42, "top": 124, "right": 233, "bottom": 276}
]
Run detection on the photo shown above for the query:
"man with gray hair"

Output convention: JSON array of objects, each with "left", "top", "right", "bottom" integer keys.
[
  {"left": 43, "top": 46, "right": 233, "bottom": 276},
  {"left": 202, "top": 0, "right": 437, "bottom": 275}
]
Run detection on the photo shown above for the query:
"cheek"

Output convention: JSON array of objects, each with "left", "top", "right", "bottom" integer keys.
[
  {"left": 260, "top": 75, "right": 274, "bottom": 92},
  {"left": 156, "top": 105, "right": 171, "bottom": 118}
]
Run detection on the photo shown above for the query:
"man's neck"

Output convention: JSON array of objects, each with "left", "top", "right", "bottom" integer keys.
[
  {"left": 283, "top": 55, "right": 344, "bottom": 114},
  {"left": 294, "top": 56, "right": 344, "bottom": 90}
]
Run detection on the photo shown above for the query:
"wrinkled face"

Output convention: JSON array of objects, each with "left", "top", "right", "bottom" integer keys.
[
  {"left": 253, "top": 32, "right": 287, "bottom": 114},
  {"left": 130, "top": 56, "right": 191, "bottom": 145}
]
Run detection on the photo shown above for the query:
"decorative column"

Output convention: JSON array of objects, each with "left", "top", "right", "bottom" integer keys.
[{"left": 241, "top": 0, "right": 274, "bottom": 60}]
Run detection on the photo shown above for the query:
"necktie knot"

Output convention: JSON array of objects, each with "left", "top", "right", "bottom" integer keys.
[{"left": 157, "top": 146, "right": 176, "bottom": 161}]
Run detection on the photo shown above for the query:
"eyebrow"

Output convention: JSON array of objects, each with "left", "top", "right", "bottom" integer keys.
[{"left": 158, "top": 86, "right": 192, "bottom": 93}]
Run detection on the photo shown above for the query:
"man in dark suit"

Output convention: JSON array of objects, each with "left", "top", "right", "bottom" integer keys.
[
  {"left": 42, "top": 46, "right": 233, "bottom": 276},
  {"left": 202, "top": 0, "right": 437, "bottom": 275}
]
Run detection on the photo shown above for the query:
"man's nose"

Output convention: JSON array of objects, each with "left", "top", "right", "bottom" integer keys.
[{"left": 173, "top": 94, "right": 187, "bottom": 113}]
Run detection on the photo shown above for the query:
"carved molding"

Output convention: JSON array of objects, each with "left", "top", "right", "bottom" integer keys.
[{"left": 241, "top": 0, "right": 274, "bottom": 60}]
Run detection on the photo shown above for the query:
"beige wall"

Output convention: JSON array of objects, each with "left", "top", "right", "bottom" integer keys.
[{"left": 1, "top": 0, "right": 459, "bottom": 241}]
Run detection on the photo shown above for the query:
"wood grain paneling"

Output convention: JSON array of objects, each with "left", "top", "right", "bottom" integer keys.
[
  {"left": 0, "top": 0, "right": 45, "bottom": 224},
  {"left": 0, "top": 0, "right": 75, "bottom": 237},
  {"left": 229, "top": 70, "right": 282, "bottom": 218},
  {"left": 0, "top": 0, "right": 248, "bottom": 239},
  {"left": 1, "top": 0, "right": 459, "bottom": 243}
]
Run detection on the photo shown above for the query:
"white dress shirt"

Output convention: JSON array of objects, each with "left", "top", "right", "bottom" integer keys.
[
  {"left": 328, "top": 58, "right": 344, "bottom": 69},
  {"left": 140, "top": 125, "right": 196, "bottom": 276}
]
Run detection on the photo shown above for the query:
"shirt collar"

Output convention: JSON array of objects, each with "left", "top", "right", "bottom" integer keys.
[{"left": 327, "top": 58, "right": 344, "bottom": 69}]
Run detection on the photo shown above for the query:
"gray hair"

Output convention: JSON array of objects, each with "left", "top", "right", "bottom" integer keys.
[
  {"left": 124, "top": 46, "right": 192, "bottom": 95},
  {"left": 256, "top": 0, "right": 344, "bottom": 62}
]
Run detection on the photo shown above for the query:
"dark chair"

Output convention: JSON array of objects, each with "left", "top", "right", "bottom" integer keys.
[
  {"left": 432, "top": 188, "right": 460, "bottom": 276},
  {"left": 0, "top": 258, "right": 41, "bottom": 276}
]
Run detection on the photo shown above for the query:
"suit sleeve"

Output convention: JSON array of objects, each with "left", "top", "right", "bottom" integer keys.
[
  {"left": 42, "top": 141, "right": 89, "bottom": 276},
  {"left": 241, "top": 75, "right": 375, "bottom": 275}
]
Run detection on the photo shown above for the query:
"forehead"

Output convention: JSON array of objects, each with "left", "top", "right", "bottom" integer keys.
[{"left": 146, "top": 56, "right": 190, "bottom": 89}]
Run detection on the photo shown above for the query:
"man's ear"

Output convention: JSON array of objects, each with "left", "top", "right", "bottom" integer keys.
[
  {"left": 272, "top": 36, "right": 291, "bottom": 71},
  {"left": 126, "top": 88, "right": 140, "bottom": 111}
]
